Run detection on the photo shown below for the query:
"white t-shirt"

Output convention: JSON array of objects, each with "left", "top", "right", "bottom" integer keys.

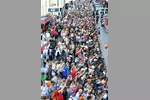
[
  {"left": 41, "top": 34, "right": 45, "bottom": 40},
  {"left": 41, "top": 86, "right": 48, "bottom": 96},
  {"left": 70, "top": 44, "right": 75, "bottom": 49},
  {"left": 52, "top": 63, "right": 56, "bottom": 70},
  {"left": 75, "top": 57, "right": 79, "bottom": 63},
  {"left": 65, "top": 37, "right": 69, "bottom": 45},
  {"left": 43, "top": 49, "right": 48, "bottom": 56},
  {"left": 46, "top": 33, "right": 50, "bottom": 38},
  {"left": 51, "top": 71, "right": 56, "bottom": 76},
  {"left": 103, "top": 93, "right": 108, "bottom": 99},
  {"left": 41, "top": 40, "right": 44, "bottom": 46},
  {"left": 82, "top": 93, "right": 88, "bottom": 100},
  {"left": 51, "top": 76, "right": 58, "bottom": 83},
  {"left": 92, "top": 94, "right": 95, "bottom": 100},
  {"left": 43, "top": 41, "right": 47, "bottom": 45},
  {"left": 81, "top": 75, "right": 86, "bottom": 81},
  {"left": 58, "top": 42, "right": 62, "bottom": 46},
  {"left": 41, "top": 54, "right": 43, "bottom": 58},
  {"left": 55, "top": 48, "right": 61, "bottom": 56},
  {"left": 45, "top": 64, "right": 49, "bottom": 69},
  {"left": 75, "top": 92, "right": 80, "bottom": 100},
  {"left": 59, "top": 45, "right": 64, "bottom": 53},
  {"left": 68, "top": 96, "right": 78, "bottom": 100}
]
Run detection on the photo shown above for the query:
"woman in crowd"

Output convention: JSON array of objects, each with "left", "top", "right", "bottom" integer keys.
[{"left": 41, "top": 0, "right": 108, "bottom": 100}]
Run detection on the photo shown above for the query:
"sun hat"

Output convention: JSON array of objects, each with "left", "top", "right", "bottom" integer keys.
[{"left": 104, "top": 44, "right": 108, "bottom": 49}]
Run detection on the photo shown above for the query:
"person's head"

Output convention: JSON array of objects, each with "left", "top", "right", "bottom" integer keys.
[
  {"left": 92, "top": 89, "right": 95, "bottom": 94},
  {"left": 46, "top": 59, "right": 50, "bottom": 63},
  {"left": 71, "top": 92, "right": 76, "bottom": 97},
  {"left": 42, "top": 82, "right": 45, "bottom": 87},
  {"left": 87, "top": 96, "right": 92, "bottom": 100},
  {"left": 43, "top": 62, "right": 46, "bottom": 67},
  {"left": 84, "top": 89, "right": 88, "bottom": 94},
  {"left": 41, "top": 81, "right": 43, "bottom": 86},
  {"left": 78, "top": 89, "right": 83, "bottom": 94},
  {"left": 64, "top": 87, "right": 67, "bottom": 92},
  {"left": 51, "top": 81, "right": 55, "bottom": 86},
  {"left": 41, "top": 72, "right": 45, "bottom": 76},
  {"left": 66, "top": 62, "right": 69, "bottom": 66},
  {"left": 41, "top": 96, "right": 47, "bottom": 100}
]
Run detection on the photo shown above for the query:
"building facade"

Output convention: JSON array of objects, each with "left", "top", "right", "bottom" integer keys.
[{"left": 41, "top": 0, "right": 65, "bottom": 16}]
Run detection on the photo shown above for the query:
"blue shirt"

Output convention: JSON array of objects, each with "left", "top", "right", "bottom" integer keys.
[
  {"left": 97, "top": 28, "right": 101, "bottom": 33},
  {"left": 62, "top": 66, "right": 69, "bottom": 77},
  {"left": 41, "top": 67, "right": 48, "bottom": 74}
]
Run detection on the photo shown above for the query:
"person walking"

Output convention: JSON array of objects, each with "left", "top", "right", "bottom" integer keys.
[
  {"left": 96, "top": 15, "right": 99, "bottom": 24},
  {"left": 97, "top": 27, "right": 101, "bottom": 35}
]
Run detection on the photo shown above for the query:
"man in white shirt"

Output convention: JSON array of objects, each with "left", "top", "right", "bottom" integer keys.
[
  {"left": 41, "top": 62, "right": 48, "bottom": 74},
  {"left": 75, "top": 57, "right": 79, "bottom": 63},
  {"left": 55, "top": 47, "right": 61, "bottom": 57},
  {"left": 46, "top": 32, "right": 50, "bottom": 38},
  {"left": 43, "top": 47, "right": 48, "bottom": 57},
  {"left": 51, "top": 75, "right": 58, "bottom": 84},
  {"left": 82, "top": 89, "right": 88, "bottom": 100},
  {"left": 68, "top": 92, "right": 78, "bottom": 100},
  {"left": 41, "top": 83, "right": 48, "bottom": 97},
  {"left": 41, "top": 34, "right": 45, "bottom": 41},
  {"left": 75, "top": 89, "right": 83, "bottom": 100},
  {"left": 103, "top": 93, "right": 108, "bottom": 100}
]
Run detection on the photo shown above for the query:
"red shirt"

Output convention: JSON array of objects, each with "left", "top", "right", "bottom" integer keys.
[
  {"left": 41, "top": 45, "right": 45, "bottom": 52},
  {"left": 58, "top": 93, "right": 64, "bottom": 100},
  {"left": 104, "top": 82, "right": 107, "bottom": 88},
  {"left": 72, "top": 70, "right": 77, "bottom": 80},
  {"left": 71, "top": 67, "right": 76, "bottom": 80},
  {"left": 54, "top": 89, "right": 59, "bottom": 97}
]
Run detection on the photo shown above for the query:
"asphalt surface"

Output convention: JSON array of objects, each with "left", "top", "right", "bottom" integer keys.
[
  {"left": 98, "top": 23, "right": 108, "bottom": 68},
  {"left": 94, "top": 2, "right": 108, "bottom": 69}
]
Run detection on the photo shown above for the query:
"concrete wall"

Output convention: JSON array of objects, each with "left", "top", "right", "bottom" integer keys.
[
  {"left": 65, "top": 0, "right": 71, "bottom": 4},
  {"left": 41, "top": 0, "right": 50, "bottom": 16}
]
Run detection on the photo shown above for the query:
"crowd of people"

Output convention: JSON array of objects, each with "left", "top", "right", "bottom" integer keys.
[{"left": 41, "top": 0, "right": 108, "bottom": 100}]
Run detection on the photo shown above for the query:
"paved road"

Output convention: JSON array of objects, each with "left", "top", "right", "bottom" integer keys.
[
  {"left": 98, "top": 24, "right": 108, "bottom": 68},
  {"left": 94, "top": 2, "right": 108, "bottom": 69}
]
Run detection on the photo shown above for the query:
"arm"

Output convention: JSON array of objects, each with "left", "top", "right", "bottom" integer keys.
[{"left": 59, "top": 79, "right": 68, "bottom": 93}]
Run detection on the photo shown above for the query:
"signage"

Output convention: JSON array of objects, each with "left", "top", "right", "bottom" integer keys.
[{"left": 48, "top": 8, "right": 59, "bottom": 12}]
